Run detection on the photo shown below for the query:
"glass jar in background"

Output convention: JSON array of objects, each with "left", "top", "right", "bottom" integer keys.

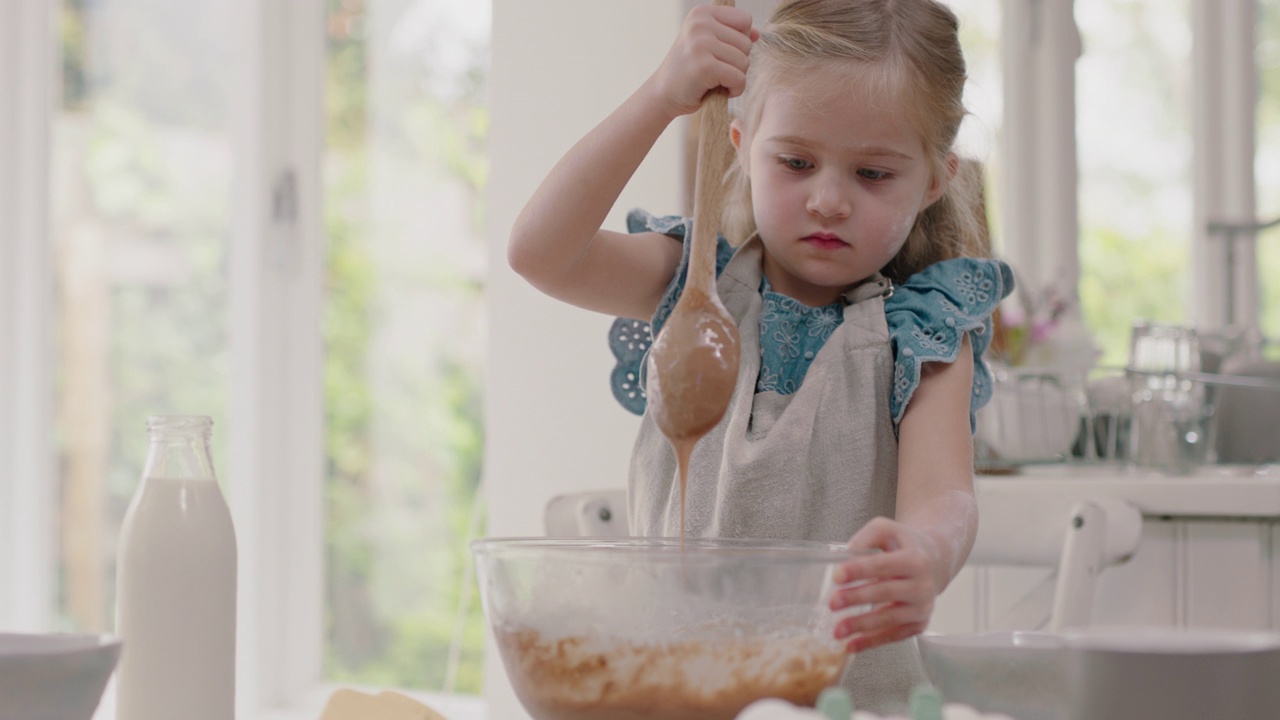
[
  {"left": 115, "top": 415, "right": 237, "bottom": 720},
  {"left": 1127, "top": 321, "right": 1201, "bottom": 377},
  {"left": 1126, "top": 322, "right": 1215, "bottom": 473}
]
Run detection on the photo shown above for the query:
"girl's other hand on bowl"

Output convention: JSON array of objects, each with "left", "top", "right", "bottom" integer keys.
[{"left": 828, "top": 517, "right": 939, "bottom": 653}]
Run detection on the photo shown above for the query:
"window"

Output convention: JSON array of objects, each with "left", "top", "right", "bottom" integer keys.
[
  {"left": 988, "top": 0, "right": 1268, "bottom": 367},
  {"left": 948, "top": 0, "right": 1005, "bottom": 247},
  {"left": 322, "top": 0, "right": 489, "bottom": 695},
  {"left": 51, "top": 0, "right": 236, "bottom": 639},
  {"left": 1076, "top": 0, "right": 1193, "bottom": 364},
  {"left": 1, "top": 0, "right": 489, "bottom": 717}
]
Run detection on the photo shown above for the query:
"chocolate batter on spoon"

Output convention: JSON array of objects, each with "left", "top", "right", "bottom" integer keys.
[{"left": 646, "top": 70, "right": 741, "bottom": 537}]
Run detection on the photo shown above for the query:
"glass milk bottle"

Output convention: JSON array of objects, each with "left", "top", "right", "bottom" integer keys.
[{"left": 115, "top": 415, "right": 237, "bottom": 720}]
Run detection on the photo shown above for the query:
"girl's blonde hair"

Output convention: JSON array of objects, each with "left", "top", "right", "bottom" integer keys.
[{"left": 724, "top": 0, "right": 990, "bottom": 281}]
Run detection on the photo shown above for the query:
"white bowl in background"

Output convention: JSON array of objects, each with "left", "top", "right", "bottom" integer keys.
[
  {"left": 976, "top": 372, "right": 1084, "bottom": 463},
  {"left": 0, "top": 633, "right": 121, "bottom": 720},
  {"left": 1064, "top": 626, "right": 1280, "bottom": 720},
  {"left": 917, "top": 631, "right": 1065, "bottom": 720}
]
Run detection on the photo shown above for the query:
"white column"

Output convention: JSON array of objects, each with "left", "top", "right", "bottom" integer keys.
[
  {"left": 228, "top": 0, "right": 326, "bottom": 714},
  {"left": 0, "top": 0, "right": 53, "bottom": 633},
  {"left": 1192, "top": 0, "right": 1258, "bottom": 330},
  {"left": 1001, "top": 0, "right": 1081, "bottom": 301},
  {"left": 1037, "top": 0, "right": 1082, "bottom": 299},
  {"left": 485, "top": 2, "right": 685, "bottom": 717},
  {"left": 1001, "top": 0, "right": 1037, "bottom": 290}
]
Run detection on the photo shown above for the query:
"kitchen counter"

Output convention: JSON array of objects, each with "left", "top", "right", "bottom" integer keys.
[{"left": 976, "top": 463, "right": 1280, "bottom": 517}]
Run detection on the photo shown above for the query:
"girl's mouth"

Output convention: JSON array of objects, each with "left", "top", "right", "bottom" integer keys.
[{"left": 802, "top": 233, "right": 849, "bottom": 250}]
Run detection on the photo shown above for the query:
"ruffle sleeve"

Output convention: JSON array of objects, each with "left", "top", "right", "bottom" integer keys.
[
  {"left": 884, "top": 258, "right": 1016, "bottom": 432},
  {"left": 608, "top": 209, "right": 736, "bottom": 415}
]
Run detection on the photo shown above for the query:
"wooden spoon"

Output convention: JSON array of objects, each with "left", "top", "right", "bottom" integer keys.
[{"left": 646, "top": 1, "right": 743, "bottom": 522}]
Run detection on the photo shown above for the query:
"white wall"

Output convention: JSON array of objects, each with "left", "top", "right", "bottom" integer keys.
[{"left": 482, "top": 1, "right": 684, "bottom": 717}]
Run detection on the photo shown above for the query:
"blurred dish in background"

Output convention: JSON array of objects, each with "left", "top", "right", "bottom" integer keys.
[
  {"left": 0, "top": 633, "right": 120, "bottom": 720},
  {"left": 975, "top": 366, "right": 1087, "bottom": 468},
  {"left": 1213, "top": 355, "right": 1280, "bottom": 465}
]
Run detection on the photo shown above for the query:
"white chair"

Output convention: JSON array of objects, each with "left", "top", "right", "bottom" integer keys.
[
  {"left": 963, "top": 490, "right": 1143, "bottom": 632},
  {"left": 918, "top": 493, "right": 1144, "bottom": 719},
  {"left": 544, "top": 489, "right": 630, "bottom": 537}
]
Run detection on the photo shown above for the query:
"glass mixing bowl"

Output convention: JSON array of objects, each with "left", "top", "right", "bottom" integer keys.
[{"left": 471, "top": 537, "right": 852, "bottom": 720}]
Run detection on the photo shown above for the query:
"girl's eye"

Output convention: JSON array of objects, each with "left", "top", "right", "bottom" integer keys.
[
  {"left": 858, "top": 168, "right": 890, "bottom": 181},
  {"left": 780, "top": 157, "right": 813, "bottom": 172}
]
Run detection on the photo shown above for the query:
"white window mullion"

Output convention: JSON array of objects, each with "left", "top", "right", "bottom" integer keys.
[
  {"left": 229, "top": 0, "right": 326, "bottom": 715},
  {"left": 0, "top": 0, "right": 54, "bottom": 633},
  {"left": 1000, "top": 0, "right": 1081, "bottom": 300},
  {"left": 1001, "top": 0, "right": 1037, "bottom": 282},
  {"left": 1035, "top": 0, "right": 1082, "bottom": 298},
  {"left": 1193, "top": 0, "right": 1259, "bottom": 331}
]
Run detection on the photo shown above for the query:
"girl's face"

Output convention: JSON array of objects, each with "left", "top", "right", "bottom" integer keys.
[{"left": 732, "top": 63, "right": 948, "bottom": 307}]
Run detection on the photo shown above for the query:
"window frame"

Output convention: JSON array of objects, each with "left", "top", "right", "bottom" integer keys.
[
  {"left": 0, "top": 0, "right": 55, "bottom": 635},
  {"left": 1191, "top": 0, "right": 1260, "bottom": 330},
  {"left": 1000, "top": 0, "right": 1082, "bottom": 302},
  {"left": 1003, "top": 0, "right": 1262, "bottom": 335},
  {"left": 226, "top": 0, "right": 327, "bottom": 713}
]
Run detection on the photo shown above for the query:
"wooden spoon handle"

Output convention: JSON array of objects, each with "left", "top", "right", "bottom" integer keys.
[{"left": 686, "top": 0, "right": 738, "bottom": 295}]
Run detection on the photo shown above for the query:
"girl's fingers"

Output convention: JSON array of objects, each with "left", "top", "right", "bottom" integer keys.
[
  {"left": 704, "top": 21, "right": 752, "bottom": 71},
  {"left": 848, "top": 517, "right": 907, "bottom": 553},
  {"left": 835, "top": 550, "right": 931, "bottom": 587},
  {"left": 708, "top": 56, "right": 750, "bottom": 96},
  {"left": 708, "top": 5, "right": 756, "bottom": 36},
  {"left": 690, "top": 4, "right": 753, "bottom": 51},
  {"left": 834, "top": 603, "right": 928, "bottom": 640},
  {"left": 828, "top": 577, "right": 930, "bottom": 612},
  {"left": 709, "top": 42, "right": 751, "bottom": 74},
  {"left": 711, "top": 18, "right": 756, "bottom": 58},
  {"left": 842, "top": 623, "right": 929, "bottom": 654},
  {"left": 675, "top": 5, "right": 755, "bottom": 101}
]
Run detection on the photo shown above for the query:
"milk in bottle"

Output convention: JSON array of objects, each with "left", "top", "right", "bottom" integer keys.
[{"left": 115, "top": 415, "right": 237, "bottom": 720}]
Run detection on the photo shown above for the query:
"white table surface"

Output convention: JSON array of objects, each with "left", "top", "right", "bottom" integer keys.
[{"left": 976, "top": 463, "right": 1280, "bottom": 518}]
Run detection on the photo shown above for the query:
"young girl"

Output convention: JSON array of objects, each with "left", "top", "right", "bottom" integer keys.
[{"left": 509, "top": 0, "right": 1013, "bottom": 712}]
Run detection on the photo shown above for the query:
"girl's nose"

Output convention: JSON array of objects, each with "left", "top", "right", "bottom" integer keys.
[{"left": 806, "top": 177, "right": 851, "bottom": 219}]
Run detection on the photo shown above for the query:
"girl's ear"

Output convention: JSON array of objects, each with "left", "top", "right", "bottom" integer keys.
[
  {"left": 730, "top": 119, "right": 749, "bottom": 171},
  {"left": 923, "top": 152, "right": 959, "bottom": 208}
]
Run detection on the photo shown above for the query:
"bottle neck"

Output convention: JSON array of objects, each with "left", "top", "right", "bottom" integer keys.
[{"left": 142, "top": 415, "right": 216, "bottom": 481}]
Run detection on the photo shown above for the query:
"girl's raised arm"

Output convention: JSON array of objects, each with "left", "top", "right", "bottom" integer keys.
[{"left": 508, "top": 4, "right": 756, "bottom": 321}]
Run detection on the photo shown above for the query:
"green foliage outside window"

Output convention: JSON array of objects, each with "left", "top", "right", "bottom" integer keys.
[
  {"left": 1079, "top": 227, "right": 1190, "bottom": 367},
  {"left": 1258, "top": 1, "right": 1280, "bottom": 343},
  {"left": 322, "top": 0, "right": 488, "bottom": 693}
]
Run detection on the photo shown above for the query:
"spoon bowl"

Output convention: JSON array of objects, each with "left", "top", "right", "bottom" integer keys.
[{"left": 647, "top": 286, "right": 740, "bottom": 442}]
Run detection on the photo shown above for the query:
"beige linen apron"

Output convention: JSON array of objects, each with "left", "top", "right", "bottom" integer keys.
[{"left": 628, "top": 236, "right": 927, "bottom": 715}]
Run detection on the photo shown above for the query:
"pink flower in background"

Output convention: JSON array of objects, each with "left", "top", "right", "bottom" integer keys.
[
  {"left": 1031, "top": 319, "right": 1057, "bottom": 344},
  {"left": 993, "top": 282, "right": 1075, "bottom": 366}
]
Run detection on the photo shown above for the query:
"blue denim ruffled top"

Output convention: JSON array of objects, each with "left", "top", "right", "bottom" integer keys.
[{"left": 608, "top": 209, "right": 1015, "bottom": 430}]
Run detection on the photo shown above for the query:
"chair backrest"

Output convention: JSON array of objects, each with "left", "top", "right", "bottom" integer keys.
[
  {"left": 969, "top": 489, "right": 1142, "bottom": 632},
  {"left": 541, "top": 486, "right": 1143, "bottom": 632},
  {"left": 544, "top": 489, "right": 630, "bottom": 537}
]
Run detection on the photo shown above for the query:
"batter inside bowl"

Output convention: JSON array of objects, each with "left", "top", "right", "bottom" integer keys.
[{"left": 496, "top": 625, "right": 846, "bottom": 720}]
